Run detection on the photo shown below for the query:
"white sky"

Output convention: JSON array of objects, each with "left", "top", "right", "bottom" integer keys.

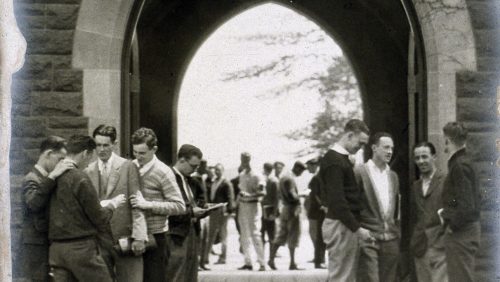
[{"left": 178, "top": 3, "right": 345, "bottom": 186}]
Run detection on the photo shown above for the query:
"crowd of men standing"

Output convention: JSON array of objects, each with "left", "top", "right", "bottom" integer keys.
[{"left": 17, "top": 118, "right": 481, "bottom": 282}]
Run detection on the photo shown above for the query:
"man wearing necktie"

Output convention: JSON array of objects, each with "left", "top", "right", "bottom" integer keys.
[
  {"left": 85, "top": 125, "right": 148, "bottom": 282},
  {"left": 166, "top": 144, "right": 209, "bottom": 282}
]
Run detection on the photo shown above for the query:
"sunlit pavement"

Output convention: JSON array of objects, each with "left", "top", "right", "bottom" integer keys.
[{"left": 199, "top": 213, "right": 328, "bottom": 282}]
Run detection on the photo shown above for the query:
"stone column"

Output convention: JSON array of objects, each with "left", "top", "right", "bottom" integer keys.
[{"left": 0, "top": 0, "right": 27, "bottom": 280}]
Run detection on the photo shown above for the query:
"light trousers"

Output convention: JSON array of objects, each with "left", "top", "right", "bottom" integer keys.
[{"left": 237, "top": 202, "right": 265, "bottom": 266}]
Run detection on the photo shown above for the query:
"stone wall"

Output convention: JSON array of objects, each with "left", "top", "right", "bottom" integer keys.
[{"left": 10, "top": 0, "right": 86, "bottom": 277}]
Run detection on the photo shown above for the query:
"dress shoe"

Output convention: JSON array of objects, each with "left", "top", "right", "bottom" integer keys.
[
  {"left": 289, "top": 264, "right": 304, "bottom": 270},
  {"left": 199, "top": 264, "right": 211, "bottom": 271},
  {"left": 267, "top": 260, "right": 277, "bottom": 270},
  {"left": 237, "top": 264, "right": 253, "bottom": 271},
  {"left": 215, "top": 259, "right": 226, "bottom": 265},
  {"left": 315, "top": 263, "right": 327, "bottom": 269},
  {"left": 259, "top": 265, "right": 266, "bottom": 271}
]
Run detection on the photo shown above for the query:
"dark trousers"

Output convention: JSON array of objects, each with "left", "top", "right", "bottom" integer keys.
[
  {"left": 143, "top": 232, "right": 167, "bottom": 282},
  {"left": 310, "top": 214, "right": 326, "bottom": 265},
  {"left": 261, "top": 218, "right": 276, "bottom": 244},
  {"left": 165, "top": 225, "right": 199, "bottom": 282},
  {"left": 445, "top": 221, "right": 480, "bottom": 282},
  {"left": 19, "top": 243, "right": 49, "bottom": 282},
  {"left": 49, "top": 238, "right": 112, "bottom": 282},
  {"left": 358, "top": 238, "right": 400, "bottom": 282}
]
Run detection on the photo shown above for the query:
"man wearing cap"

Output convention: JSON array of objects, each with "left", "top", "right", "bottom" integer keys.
[
  {"left": 237, "top": 152, "right": 267, "bottom": 271},
  {"left": 305, "top": 158, "right": 326, "bottom": 269},
  {"left": 268, "top": 161, "right": 307, "bottom": 270}
]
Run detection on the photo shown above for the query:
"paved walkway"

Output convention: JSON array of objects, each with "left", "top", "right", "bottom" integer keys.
[{"left": 199, "top": 214, "right": 328, "bottom": 282}]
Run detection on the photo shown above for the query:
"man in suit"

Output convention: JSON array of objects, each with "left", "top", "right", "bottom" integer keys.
[
  {"left": 319, "top": 119, "right": 371, "bottom": 282},
  {"left": 410, "top": 141, "right": 447, "bottom": 282},
  {"left": 85, "top": 125, "right": 148, "bottom": 282},
  {"left": 305, "top": 157, "right": 326, "bottom": 269},
  {"left": 49, "top": 135, "right": 126, "bottom": 281},
  {"left": 19, "top": 136, "right": 74, "bottom": 281},
  {"left": 260, "top": 163, "right": 279, "bottom": 256},
  {"left": 129, "top": 127, "right": 186, "bottom": 282},
  {"left": 202, "top": 163, "right": 235, "bottom": 266},
  {"left": 166, "top": 144, "right": 209, "bottom": 282},
  {"left": 440, "top": 122, "right": 481, "bottom": 282},
  {"left": 268, "top": 161, "right": 307, "bottom": 270},
  {"left": 355, "top": 132, "right": 400, "bottom": 282}
]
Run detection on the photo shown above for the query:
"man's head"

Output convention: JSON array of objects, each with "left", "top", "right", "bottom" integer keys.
[
  {"left": 66, "top": 135, "right": 97, "bottom": 168},
  {"left": 292, "top": 161, "right": 307, "bottom": 177},
  {"left": 341, "top": 119, "right": 370, "bottom": 154},
  {"left": 131, "top": 127, "right": 158, "bottom": 166},
  {"left": 273, "top": 161, "right": 285, "bottom": 177},
  {"left": 263, "top": 162, "right": 274, "bottom": 176},
  {"left": 442, "top": 122, "right": 467, "bottom": 154},
  {"left": 413, "top": 141, "right": 437, "bottom": 175},
  {"left": 92, "top": 124, "right": 117, "bottom": 162},
  {"left": 240, "top": 152, "right": 251, "bottom": 170},
  {"left": 305, "top": 158, "right": 319, "bottom": 173},
  {"left": 175, "top": 144, "right": 203, "bottom": 176},
  {"left": 197, "top": 159, "right": 208, "bottom": 175},
  {"left": 38, "top": 136, "right": 67, "bottom": 172},
  {"left": 370, "top": 132, "right": 394, "bottom": 165},
  {"left": 214, "top": 163, "right": 224, "bottom": 179}
]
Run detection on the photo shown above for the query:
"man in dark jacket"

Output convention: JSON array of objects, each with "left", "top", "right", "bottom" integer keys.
[
  {"left": 410, "top": 142, "right": 447, "bottom": 282},
  {"left": 440, "top": 122, "right": 481, "bottom": 282},
  {"left": 202, "top": 163, "right": 235, "bottom": 265},
  {"left": 166, "top": 144, "right": 208, "bottom": 282},
  {"left": 319, "top": 119, "right": 371, "bottom": 282},
  {"left": 48, "top": 135, "right": 125, "bottom": 281},
  {"left": 18, "top": 136, "right": 74, "bottom": 281}
]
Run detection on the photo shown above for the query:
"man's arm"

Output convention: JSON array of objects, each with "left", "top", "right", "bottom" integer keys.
[
  {"left": 226, "top": 180, "right": 235, "bottom": 213},
  {"left": 441, "top": 163, "right": 477, "bottom": 231},
  {"left": 23, "top": 176, "right": 56, "bottom": 212},
  {"left": 125, "top": 162, "right": 148, "bottom": 242},
  {"left": 323, "top": 164, "right": 360, "bottom": 232},
  {"left": 76, "top": 177, "right": 115, "bottom": 233}
]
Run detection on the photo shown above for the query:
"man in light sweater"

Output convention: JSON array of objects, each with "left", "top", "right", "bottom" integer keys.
[{"left": 129, "top": 127, "right": 186, "bottom": 282}]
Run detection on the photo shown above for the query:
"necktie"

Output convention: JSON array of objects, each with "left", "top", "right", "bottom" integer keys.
[{"left": 99, "top": 163, "right": 109, "bottom": 199}]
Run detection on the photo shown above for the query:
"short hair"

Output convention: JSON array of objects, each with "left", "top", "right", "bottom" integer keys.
[
  {"left": 178, "top": 144, "right": 203, "bottom": 160},
  {"left": 40, "top": 136, "right": 66, "bottom": 154},
  {"left": 93, "top": 124, "right": 117, "bottom": 142},
  {"left": 131, "top": 127, "right": 158, "bottom": 149},
  {"left": 263, "top": 162, "right": 274, "bottom": 173},
  {"left": 215, "top": 163, "right": 224, "bottom": 170},
  {"left": 370, "top": 132, "right": 393, "bottom": 146},
  {"left": 344, "top": 119, "right": 370, "bottom": 135},
  {"left": 414, "top": 141, "right": 436, "bottom": 155},
  {"left": 443, "top": 122, "right": 467, "bottom": 146},
  {"left": 66, "top": 135, "right": 96, "bottom": 155},
  {"left": 306, "top": 158, "right": 319, "bottom": 165},
  {"left": 274, "top": 161, "right": 284, "bottom": 167},
  {"left": 293, "top": 161, "right": 307, "bottom": 171}
]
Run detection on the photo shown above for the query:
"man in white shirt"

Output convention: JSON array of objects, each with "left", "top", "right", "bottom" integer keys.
[
  {"left": 354, "top": 132, "right": 400, "bottom": 282},
  {"left": 237, "top": 152, "right": 267, "bottom": 271}
]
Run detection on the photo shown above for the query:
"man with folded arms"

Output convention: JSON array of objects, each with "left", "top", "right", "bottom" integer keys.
[
  {"left": 129, "top": 127, "right": 186, "bottom": 282},
  {"left": 48, "top": 135, "right": 126, "bottom": 281},
  {"left": 85, "top": 125, "right": 148, "bottom": 282}
]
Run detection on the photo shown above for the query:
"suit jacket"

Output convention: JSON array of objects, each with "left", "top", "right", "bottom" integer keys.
[
  {"left": 410, "top": 171, "right": 446, "bottom": 257},
  {"left": 207, "top": 178, "right": 235, "bottom": 213},
  {"left": 85, "top": 155, "right": 148, "bottom": 242},
  {"left": 441, "top": 148, "right": 481, "bottom": 231},
  {"left": 168, "top": 169, "right": 206, "bottom": 241},
  {"left": 21, "top": 167, "right": 56, "bottom": 245},
  {"left": 355, "top": 163, "right": 400, "bottom": 241}
]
